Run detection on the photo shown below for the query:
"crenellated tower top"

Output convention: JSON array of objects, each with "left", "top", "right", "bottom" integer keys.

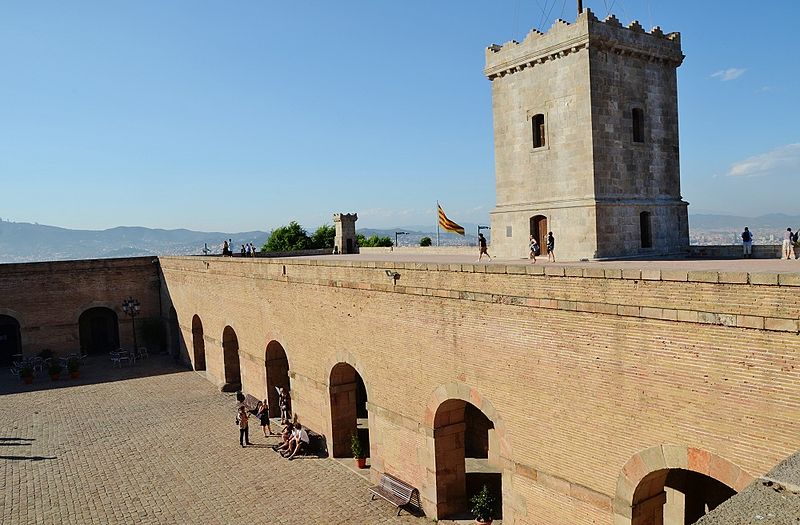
[{"left": 485, "top": 9, "right": 682, "bottom": 80}]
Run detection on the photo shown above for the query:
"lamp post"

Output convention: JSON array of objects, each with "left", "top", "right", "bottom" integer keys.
[
  {"left": 477, "top": 225, "right": 491, "bottom": 246},
  {"left": 122, "top": 297, "right": 141, "bottom": 353},
  {"left": 395, "top": 231, "right": 409, "bottom": 247}
]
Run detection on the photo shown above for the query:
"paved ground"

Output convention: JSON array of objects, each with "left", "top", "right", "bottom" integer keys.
[
  {"left": 0, "top": 355, "right": 440, "bottom": 525},
  {"left": 304, "top": 252, "right": 800, "bottom": 273}
]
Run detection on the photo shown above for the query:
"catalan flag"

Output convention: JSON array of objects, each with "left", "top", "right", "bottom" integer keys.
[{"left": 437, "top": 203, "right": 465, "bottom": 235}]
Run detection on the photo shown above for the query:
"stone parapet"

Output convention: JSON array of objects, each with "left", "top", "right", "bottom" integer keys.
[{"left": 485, "top": 9, "right": 682, "bottom": 80}]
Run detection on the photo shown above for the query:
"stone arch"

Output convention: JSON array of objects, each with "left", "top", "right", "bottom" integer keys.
[
  {"left": 0, "top": 314, "right": 22, "bottom": 366},
  {"left": 265, "top": 340, "right": 290, "bottom": 419},
  {"left": 424, "top": 383, "right": 513, "bottom": 521},
  {"left": 328, "top": 362, "right": 369, "bottom": 459},
  {"left": 79, "top": 306, "right": 120, "bottom": 355},
  {"left": 191, "top": 315, "right": 206, "bottom": 371},
  {"left": 0, "top": 308, "right": 25, "bottom": 327},
  {"left": 168, "top": 306, "right": 180, "bottom": 357},
  {"left": 614, "top": 445, "right": 753, "bottom": 525},
  {"left": 73, "top": 301, "right": 119, "bottom": 324},
  {"left": 221, "top": 325, "right": 241, "bottom": 392}
]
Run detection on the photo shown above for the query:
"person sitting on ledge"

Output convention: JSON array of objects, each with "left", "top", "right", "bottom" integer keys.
[
  {"left": 282, "top": 423, "right": 310, "bottom": 460},
  {"left": 273, "top": 422, "right": 294, "bottom": 454}
]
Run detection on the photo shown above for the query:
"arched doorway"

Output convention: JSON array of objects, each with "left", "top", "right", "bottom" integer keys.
[
  {"left": 632, "top": 469, "right": 736, "bottom": 524},
  {"left": 616, "top": 446, "right": 750, "bottom": 525},
  {"left": 191, "top": 315, "right": 206, "bottom": 371},
  {"left": 0, "top": 315, "right": 21, "bottom": 366},
  {"left": 530, "top": 215, "right": 548, "bottom": 256},
  {"left": 221, "top": 326, "right": 241, "bottom": 392},
  {"left": 265, "top": 341, "right": 290, "bottom": 419},
  {"left": 168, "top": 307, "right": 180, "bottom": 357},
  {"left": 79, "top": 307, "right": 120, "bottom": 355},
  {"left": 329, "top": 363, "right": 368, "bottom": 459},
  {"left": 433, "top": 399, "right": 501, "bottom": 520}
]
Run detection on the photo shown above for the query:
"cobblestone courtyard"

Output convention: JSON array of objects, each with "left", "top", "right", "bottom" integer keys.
[{"left": 0, "top": 356, "right": 438, "bottom": 525}]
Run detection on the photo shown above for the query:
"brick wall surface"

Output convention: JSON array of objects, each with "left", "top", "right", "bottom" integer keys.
[
  {"left": 0, "top": 257, "right": 161, "bottom": 356},
  {"left": 160, "top": 256, "right": 799, "bottom": 523}
]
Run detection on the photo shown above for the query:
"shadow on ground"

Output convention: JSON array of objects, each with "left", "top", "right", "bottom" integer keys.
[{"left": 0, "top": 354, "right": 190, "bottom": 396}]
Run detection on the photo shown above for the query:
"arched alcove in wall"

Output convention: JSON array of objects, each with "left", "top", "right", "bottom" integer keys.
[
  {"left": 191, "top": 315, "right": 206, "bottom": 371},
  {"left": 221, "top": 325, "right": 241, "bottom": 392}
]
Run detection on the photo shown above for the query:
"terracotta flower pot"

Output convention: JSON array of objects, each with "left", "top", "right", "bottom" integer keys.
[
  {"left": 22, "top": 376, "right": 33, "bottom": 384},
  {"left": 356, "top": 457, "right": 367, "bottom": 469},
  {"left": 70, "top": 371, "right": 80, "bottom": 379},
  {"left": 475, "top": 520, "right": 493, "bottom": 525},
  {"left": 50, "top": 373, "right": 60, "bottom": 381}
]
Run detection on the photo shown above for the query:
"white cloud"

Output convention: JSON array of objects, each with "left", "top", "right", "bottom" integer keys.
[
  {"left": 711, "top": 68, "right": 746, "bottom": 81},
  {"left": 726, "top": 143, "right": 800, "bottom": 177}
]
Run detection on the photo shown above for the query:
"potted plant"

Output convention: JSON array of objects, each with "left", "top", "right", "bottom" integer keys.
[
  {"left": 20, "top": 364, "right": 34, "bottom": 384},
  {"left": 48, "top": 361, "right": 63, "bottom": 381},
  {"left": 351, "top": 431, "right": 366, "bottom": 469},
  {"left": 67, "top": 357, "right": 80, "bottom": 379},
  {"left": 470, "top": 484, "right": 496, "bottom": 525}
]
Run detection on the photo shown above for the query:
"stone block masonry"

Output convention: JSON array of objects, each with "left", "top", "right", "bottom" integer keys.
[{"left": 486, "top": 9, "right": 689, "bottom": 261}]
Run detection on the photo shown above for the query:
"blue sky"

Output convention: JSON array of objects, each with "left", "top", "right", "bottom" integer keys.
[{"left": 1, "top": 1, "right": 798, "bottom": 232}]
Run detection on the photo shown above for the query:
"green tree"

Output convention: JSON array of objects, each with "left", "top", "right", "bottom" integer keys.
[
  {"left": 356, "top": 234, "right": 393, "bottom": 247},
  {"left": 420, "top": 236, "right": 432, "bottom": 247},
  {"left": 310, "top": 224, "right": 336, "bottom": 249},
  {"left": 262, "top": 221, "right": 311, "bottom": 252}
]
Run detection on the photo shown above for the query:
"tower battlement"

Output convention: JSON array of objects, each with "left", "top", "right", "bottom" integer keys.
[{"left": 485, "top": 9, "right": 682, "bottom": 80}]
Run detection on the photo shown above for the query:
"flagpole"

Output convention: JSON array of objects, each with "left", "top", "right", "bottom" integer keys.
[{"left": 436, "top": 201, "right": 440, "bottom": 247}]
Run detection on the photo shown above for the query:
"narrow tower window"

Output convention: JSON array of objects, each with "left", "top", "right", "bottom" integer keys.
[
  {"left": 532, "top": 114, "right": 546, "bottom": 148},
  {"left": 640, "top": 211, "right": 652, "bottom": 248},
  {"left": 632, "top": 108, "right": 645, "bottom": 143}
]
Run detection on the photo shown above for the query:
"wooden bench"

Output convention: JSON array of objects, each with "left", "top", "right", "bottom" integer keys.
[{"left": 369, "top": 473, "right": 420, "bottom": 516}]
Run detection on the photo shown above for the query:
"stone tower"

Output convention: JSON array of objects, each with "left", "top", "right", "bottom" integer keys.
[
  {"left": 333, "top": 213, "right": 358, "bottom": 254},
  {"left": 485, "top": 9, "right": 689, "bottom": 260}
]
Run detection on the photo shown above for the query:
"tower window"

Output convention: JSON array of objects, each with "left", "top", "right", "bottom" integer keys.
[
  {"left": 632, "top": 108, "right": 645, "bottom": 143},
  {"left": 532, "top": 114, "right": 546, "bottom": 149},
  {"left": 640, "top": 211, "right": 652, "bottom": 248}
]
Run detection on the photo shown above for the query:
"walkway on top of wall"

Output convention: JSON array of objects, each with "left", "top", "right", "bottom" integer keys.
[{"left": 303, "top": 252, "right": 800, "bottom": 274}]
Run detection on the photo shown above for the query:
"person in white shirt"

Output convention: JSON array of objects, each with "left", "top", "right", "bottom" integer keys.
[{"left": 284, "top": 423, "right": 310, "bottom": 460}]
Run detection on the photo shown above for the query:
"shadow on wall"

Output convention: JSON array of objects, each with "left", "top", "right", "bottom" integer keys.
[{"left": 0, "top": 354, "right": 189, "bottom": 396}]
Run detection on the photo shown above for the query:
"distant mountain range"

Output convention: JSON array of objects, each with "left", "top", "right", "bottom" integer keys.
[{"left": 1, "top": 213, "right": 797, "bottom": 263}]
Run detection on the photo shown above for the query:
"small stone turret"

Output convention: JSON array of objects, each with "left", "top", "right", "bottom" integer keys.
[{"left": 333, "top": 213, "right": 358, "bottom": 254}]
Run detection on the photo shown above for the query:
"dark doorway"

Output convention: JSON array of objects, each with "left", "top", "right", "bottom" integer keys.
[
  {"left": 79, "top": 307, "right": 120, "bottom": 355},
  {"left": 0, "top": 315, "right": 21, "bottom": 366},
  {"left": 530, "top": 215, "right": 548, "bottom": 256},
  {"left": 632, "top": 468, "right": 736, "bottom": 525},
  {"left": 329, "top": 363, "right": 368, "bottom": 459},
  {"left": 265, "top": 341, "right": 290, "bottom": 419},
  {"left": 640, "top": 211, "right": 653, "bottom": 249},
  {"left": 191, "top": 315, "right": 206, "bottom": 371},
  {"left": 434, "top": 399, "right": 501, "bottom": 520},
  {"left": 168, "top": 307, "right": 180, "bottom": 357},
  {"left": 221, "top": 326, "right": 241, "bottom": 392}
]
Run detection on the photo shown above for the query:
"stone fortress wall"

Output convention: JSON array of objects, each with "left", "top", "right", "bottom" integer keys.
[
  {"left": 0, "top": 257, "right": 161, "bottom": 357},
  {"left": 1, "top": 255, "right": 797, "bottom": 523},
  {"left": 157, "top": 255, "right": 798, "bottom": 524},
  {"left": 487, "top": 10, "right": 689, "bottom": 261}
]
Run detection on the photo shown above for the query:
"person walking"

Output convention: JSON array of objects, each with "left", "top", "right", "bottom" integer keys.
[
  {"left": 783, "top": 228, "right": 795, "bottom": 260},
  {"left": 477, "top": 233, "right": 491, "bottom": 262},
  {"left": 741, "top": 227, "right": 753, "bottom": 258},
  {"left": 236, "top": 406, "right": 252, "bottom": 447},
  {"left": 222, "top": 239, "right": 229, "bottom": 256},
  {"left": 529, "top": 235, "right": 539, "bottom": 263},
  {"left": 546, "top": 232, "right": 556, "bottom": 262}
]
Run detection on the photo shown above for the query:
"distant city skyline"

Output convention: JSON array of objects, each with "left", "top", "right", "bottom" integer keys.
[{"left": 2, "top": 1, "right": 798, "bottom": 232}]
